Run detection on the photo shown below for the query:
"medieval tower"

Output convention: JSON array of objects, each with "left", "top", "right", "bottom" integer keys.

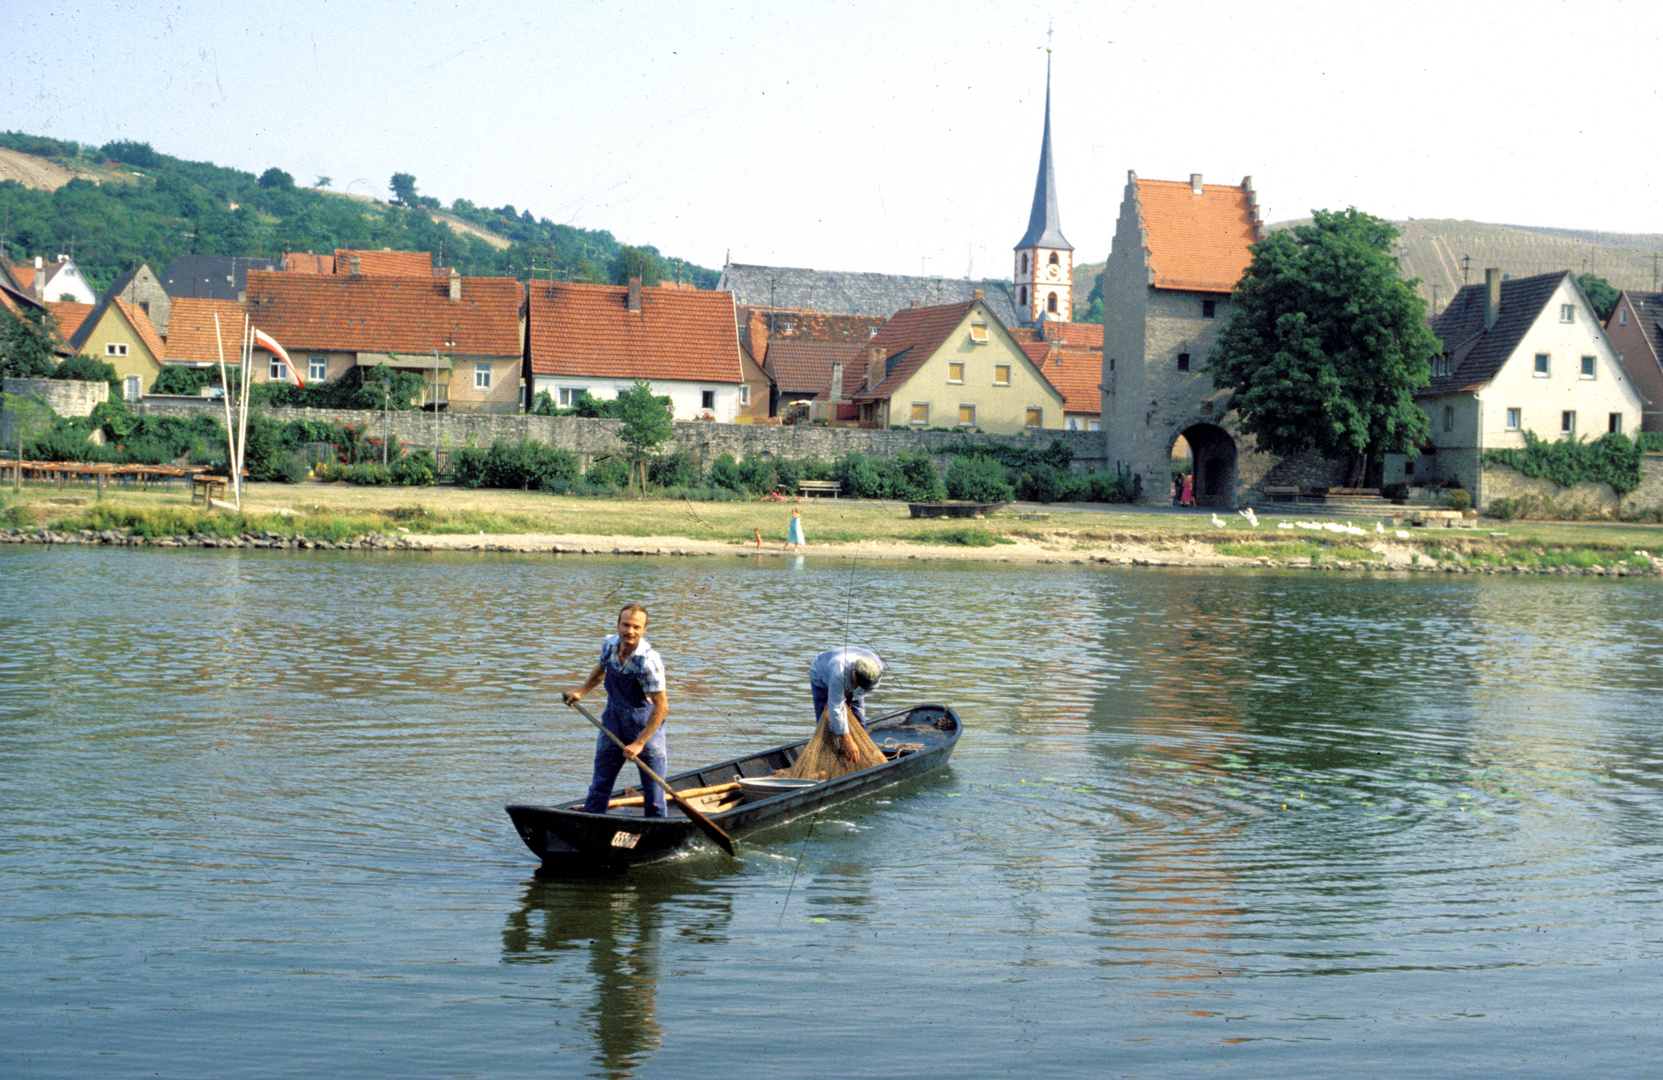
[{"left": 1013, "top": 48, "right": 1073, "bottom": 326}]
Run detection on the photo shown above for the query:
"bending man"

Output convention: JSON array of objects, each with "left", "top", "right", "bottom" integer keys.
[
  {"left": 808, "top": 646, "right": 884, "bottom": 762},
  {"left": 564, "top": 603, "right": 670, "bottom": 816}
]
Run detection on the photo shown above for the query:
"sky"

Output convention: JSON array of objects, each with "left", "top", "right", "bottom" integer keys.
[{"left": 7, "top": 0, "right": 1662, "bottom": 278}]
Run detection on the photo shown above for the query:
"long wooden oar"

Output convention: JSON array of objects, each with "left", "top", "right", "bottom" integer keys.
[{"left": 568, "top": 700, "right": 737, "bottom": 857}]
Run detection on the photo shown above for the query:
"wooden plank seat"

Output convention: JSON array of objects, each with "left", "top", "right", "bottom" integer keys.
[
  {"left": 191, "top": 475, "right": 228, "bottom": 506},
  {"left": 798, "top": 479, "right": 841, "bottom": 498}
]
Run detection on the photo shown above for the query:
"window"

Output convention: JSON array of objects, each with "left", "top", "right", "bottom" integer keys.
[
  {"left": 474, "top": 362, "right": 491, "bottom": 390},
  {"left": 1177, "top": 352, "right": 1190, "bottom": 372},
  {"left": 1619, "top": 308, "right": 1628, "bottom": 326},
  {"left": 1202, "top": 299, "right": 1217, "bottom": 318},
  {"left": 1046, "top": 292, "right": 1058, "bottom": 314},
  {"left": 1048, "top": 252, "right": 1059, "bottom": 266},
  {"left": 993, "top": 364, "right": 1010, "bottom": 386},
  {"left": 948, "top": 362, "right": 964, "bottom": 384},
  {"left": 1610, "top": 413, "right": 1624, "bottom": 434},
  {"left": 739, "top": 384, "right": 750, "bottom": 406},
  {"left": 1020, "top": 254, "right": 1029, "bottom": 274},
  {"left": 558, "top": 386, "right": 589, "bottom": 407},
  {"left": 1442, "top": 405, "right": 1454, "bottom": 432},
  {"left": 970, "top": 322, "right": 989, "bottom": 344},
  {"left": 1534, "top": 353, "right": 1550, "bottom": 377},
  {"left": 123, "top": 375, "right": 141, "bottom": 401},
  {"left": 1560, "top": 303, "right": 1575, "bottom": 323},
  {"left": 910, "top": 402, "right": 929, "bottom": 425},
  {"left": 1018, "top": 286, "right": 1027, "bottom": 307},
  {"left": 701, "top": 390, "right": 715, "bottom": 410},
  {"left": 957, "top": 404, "right": 976, "bottom": 427},
  {"left": 270, "top": 357, "right": 285, "bottom": 380},
  {"left": 1506, "top": 407, "right": 1521, "bottom": 431},
  {"left": 308, "top": 357, "right": 328, "bottom": 382},
  {"left": 1580, "top": 355, "right": 1596, "bottom": 379},
  {"left": 1025, "top": 407, "right": 1043, "bottom": 428},
  {"left": 105, "top": 342, "right": 128, "bottom": 357},
  {"left": 1561, "top": 410, "right": 1576, "bottom": 435}
]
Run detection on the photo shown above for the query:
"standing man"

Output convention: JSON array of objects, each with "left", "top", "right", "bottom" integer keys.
[
  {"left": 564, "top": 603, "right": 669, "bottom": 817},
  {"left": 808, "top": 646, "right": 884, "bottom": 762}
]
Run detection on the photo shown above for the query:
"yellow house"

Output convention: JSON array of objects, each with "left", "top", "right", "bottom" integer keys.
[
  {"left": 68, "top": 296, "right": 167, "bottom": 400},
  {"left": 850, "top": 294, "right": 1065, "bottom": 433}
]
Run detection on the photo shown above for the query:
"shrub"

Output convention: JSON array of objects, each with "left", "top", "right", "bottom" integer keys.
[
  {"left": 892, "top": 451, "right": 947, "bottom": 502},
  {"left": 1487, "top": 496, "right": 1519, "bottom": 521},
  {"left": 390, "top": 449, "right": 436, "bottom": 486},
  {"left": 737, "top": 454, "right": 779, "bottom": 495},
  {"left": 452, "top": 438, "right": 578, "bottom": 491},
  {"left": 1017, "top": 464, "right": 1065, "bottom": 504},
  {"left": 945, "top": 454, "right": 1014, "bottom": 502},
  {"left": 835, "top": 450, "right": 891, "bottom": 499},
  {"left": 649, "top": 450, "right": 700, "bottom": 489},
  {"left": 707, "top": 453, "right": 744, "bottom": 491},
  {"left": 585, "top": 456, "right": 630, "bottom": 490},
  {"left": 1443, "top": 487, "right": 1472, "bottom": 512}
]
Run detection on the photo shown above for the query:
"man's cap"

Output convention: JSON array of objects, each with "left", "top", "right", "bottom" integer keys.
[{"left": 852, "top": 657, "right": 883, "bottom": 689}]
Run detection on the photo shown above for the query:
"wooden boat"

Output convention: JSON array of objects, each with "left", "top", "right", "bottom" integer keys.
[
  {"left": 908, "top": 500, "right": 1006, "bottom": 519},
  {"left": 506, "top": 703, "right": 961, "bottom": 868}
]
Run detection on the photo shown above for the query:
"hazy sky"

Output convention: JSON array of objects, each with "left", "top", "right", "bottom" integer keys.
[{"left": 8, "top": 0, "right": 1660, "bottom": 276}]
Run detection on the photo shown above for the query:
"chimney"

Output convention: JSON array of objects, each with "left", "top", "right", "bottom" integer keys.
[
  {"left": 628, "top": 276, "right": 642, "bottom": 313},
  {"left": 1190, "top": 173, "right": 1203, "bottom": 195},
  {"left": 33, "top": 256, "right": 44, "bottom": 300},
  {"left": 449, "top": 267, "right": 461, "bottom": 301},
  {"left": 1485, "top": 268, "right": 1501, "bottom": 330},
  {"left": 350, "top": 255, "right": 362, "bottom": 276},
  {"left": 973, "top": 288, "right": 984, "bottom": 301},
  {"left": 829, "top": 361, "right": 844, "bottom": 401},
  {"left": 869, "top": 347, "right": 887, "bottom": 385}
]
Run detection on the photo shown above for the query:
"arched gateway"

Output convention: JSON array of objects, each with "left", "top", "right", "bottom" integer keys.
[{"left": 1177, "top": 423, "right": 1238, "bottom": 508}]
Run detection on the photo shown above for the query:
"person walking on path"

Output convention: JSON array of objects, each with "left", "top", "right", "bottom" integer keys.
[
  {"left": 786, "top": 507, "right": 805, "bottom": 551},
  {"left": 563, "top": 603, "right": 670, "bottom": 816}
]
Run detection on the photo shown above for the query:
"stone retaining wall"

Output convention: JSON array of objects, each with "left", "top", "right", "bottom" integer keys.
[
  {"left": 133, "top": 399, "right": 1112, "bottom": 474},
  {"left": 1481, "top": 452, "right": 1663, "bottom": 517},
  {"left": 2, "top": 377, "right": 108, "bottom": 445}
]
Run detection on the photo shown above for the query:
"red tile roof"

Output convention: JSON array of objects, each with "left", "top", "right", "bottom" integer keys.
[
  {"left": 164, "top": 297, "right": 248, "bottom": 364},
  {"left": 244, "top": 271, "right": 521, "bottom": 357},
  {"left": 1136, "top": 176, "right": 1262, "bottom": 293},
  {"left": 763, "top": 340, "right": 866, "bottom": 396},
  {"left": 282, "top": 252, "right": 334, "bottom": 274},
  {"left": 526, "top": 281, "right": 743, "bottom": 384},
  {"left": 14, "top": 265, "right": 36, "bottom": 290},
  {"left": 45, "top": 301, "right": 93, "bottom": 341},
  {"left": 1019, "top": 340, "right": 1101, "bottom": 415},
  {"left": 333, "top": 249, "right": 439, "bottom": 277},
  {"left": 112, "top": 297, "right": 167, "bottom": 360}
]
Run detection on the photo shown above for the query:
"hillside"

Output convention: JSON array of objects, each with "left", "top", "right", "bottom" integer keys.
[{"left": 0, "top": 134, "right": 716, "bottom": 292}]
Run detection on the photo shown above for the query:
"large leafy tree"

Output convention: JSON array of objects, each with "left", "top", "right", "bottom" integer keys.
[
  {"left": 1, "top": 306, "right": 63, "bottom": 379},
  {"left": 1207, "top": 208, "right": 1438, "bottom": 486}
]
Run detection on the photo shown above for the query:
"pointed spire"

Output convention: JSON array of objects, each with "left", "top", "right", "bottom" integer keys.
[{"left": 1015, "top": 48, "right": 1072, "bottom": 252}]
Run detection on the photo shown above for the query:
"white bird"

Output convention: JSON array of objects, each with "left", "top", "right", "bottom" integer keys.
[
  {"left": 1278, "top": 521, "right": 1295, "bottom": 530},
  {"left": 1376, "top": 521, "right": 1384, "bottom": 534},
  {"left": 1396, "top": 530, "right": 1411, "bottom": 539},
  {"left": 1239, "top": 507, "right": 1259, "bottom": 527},
  {"left": 1212, "top": 512, "right": 1227, "bottom": 528}
]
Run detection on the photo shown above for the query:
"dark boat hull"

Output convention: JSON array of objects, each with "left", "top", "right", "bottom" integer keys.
[{"left": 506, "top": 703, "right": 961, "bottom": 868}]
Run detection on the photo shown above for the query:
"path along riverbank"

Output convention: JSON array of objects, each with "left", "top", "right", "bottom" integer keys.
[{"left": 5, "top": 524, "right": 1661, "bottom": 576}]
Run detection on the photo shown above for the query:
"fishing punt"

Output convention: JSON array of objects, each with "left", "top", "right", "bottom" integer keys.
[{"left": 506, "top": 703, "right": 961, "bottom": 868}]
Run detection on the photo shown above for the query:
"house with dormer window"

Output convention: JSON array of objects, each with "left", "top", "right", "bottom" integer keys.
[
  {"left": 848, "top": 294, "right": 1064, "bottom": 433},
  {"left": 1394, "top": 269, "right": 1643, "bottom": 501}
]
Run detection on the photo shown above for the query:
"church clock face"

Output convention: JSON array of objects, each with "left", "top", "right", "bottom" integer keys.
[{"left": 1046, "top": 265, "right": 1059, "bottom": 280}]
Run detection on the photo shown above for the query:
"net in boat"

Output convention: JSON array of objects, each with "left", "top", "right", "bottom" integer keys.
[{"left": 783, "top": 709, "right": 888, "bottom": 780}]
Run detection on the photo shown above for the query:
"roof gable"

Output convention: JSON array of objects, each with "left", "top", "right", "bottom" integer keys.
[
  {"left": 244, "top": 271, "right": 521, "bottom": 357},
  {"left": 1427, "top": 271, "right": 1575, "bottom": 392},
  {"left": 1134, "top": 175, "right": 1262, "bottom": 293},
  {"left": 45, "top": 301, "right": 93, "bottom": 341},
  {"left": 527, "top": 282, "right": 743, "bottom": 384},
  {"left": 164, "top": 297, "right": 248, "bottom": 365},
  {"left": 763, "top": 340, "right": 867, "bottom": 396}
]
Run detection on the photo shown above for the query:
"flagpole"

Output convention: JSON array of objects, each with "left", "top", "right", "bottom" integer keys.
[
  {"left": 236, "top": 317, "right": 252, "bottom": 509},
  {"left": 212, "top": 313, "right": 237, "bottom": 506}
]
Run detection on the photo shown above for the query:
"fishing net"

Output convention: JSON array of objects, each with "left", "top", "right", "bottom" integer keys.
[{"left": 783, "top": 709, "right": 888, "bottom": 780}]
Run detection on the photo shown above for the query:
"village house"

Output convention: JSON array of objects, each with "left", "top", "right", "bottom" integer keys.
[
  {"left": 13, "top": 254, "right": 99, "bottom": 306},
  {"left": 849, "top": 294, "right": 1065, "bottom": 434},
  {"left": 159, "top": 296, "right": 250, "bottom": 390},
  {"left": 103, "top": 264, "right": 172, "bottom": 336},
  {"left": 159, "top": 254, "right": 282, "bottom": 303},
  {"left": 1603, "top": 290, "right": 1663, "bottom": 432},
  {"left": 1101, "top": 171, "right": 1267, "bottom": 506},
  {"left": 1013, "top": 320, "right": 1102, "bottom": 431},
  {"left": 761, "top": 340, "right": 868, "bottom": 422},
  {"left": 67, "top": 294, "right": 167, "bottom": 400},
  {"left": 243, "top": 268, "right": 524, "bottom": 413},
  {"left": 524, "top": 278, "right": 753, "bottom": 421},
  {"left": 1396, "top": 269, "right": 1645, "bottom": 500}
]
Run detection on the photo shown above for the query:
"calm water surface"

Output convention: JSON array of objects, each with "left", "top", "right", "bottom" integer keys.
[{"left": 3, "top": 545, "right": 1662, "bottom": 1078}]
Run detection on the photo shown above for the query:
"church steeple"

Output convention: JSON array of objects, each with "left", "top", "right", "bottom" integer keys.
[{"left": 1013, "top": 45, "right": 1073, "bottom": 326}]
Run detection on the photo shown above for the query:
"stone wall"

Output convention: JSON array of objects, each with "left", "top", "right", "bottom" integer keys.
[
  {"left": 1482, "top": 452, "right": 1663, "bottom": 517},
  {"left": 2, "top": 377, "right": 108, "bottom": 445},
  {"left": 133, "top": 398, "right": 1113, "bottom": 473}
]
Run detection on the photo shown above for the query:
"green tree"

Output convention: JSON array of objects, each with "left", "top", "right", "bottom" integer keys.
[
  {"left": 1, "top": 307, "right": 61, "bottom": 379},
  {"left": 1207, "top": 208, "right": 1439, "bottom": 486},
  {"left": 610, "top": 244, "right": 663, "bottom": 286},
  {"left": 314, "top": 176, "right": 332, "bottom": 189},
  {"left": 1576, "top": 273, "right": 1619, "bottom": 321},
  {"left": 614, "top": 379, "right": 673, "bottom": 493},
  {"left": 390, "top": 173, "right": 418, "bottom": 204},
  {"left": 258, "top": 167, "right": 295, "bottom": 190}
]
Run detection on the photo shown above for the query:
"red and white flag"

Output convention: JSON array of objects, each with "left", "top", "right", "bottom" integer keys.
[{"left": 252, "top": 327, "right": 305, "bottom": 388}]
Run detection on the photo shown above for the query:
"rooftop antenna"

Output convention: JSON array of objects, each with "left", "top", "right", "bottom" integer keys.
[{"left": 1461, "top": 253, "right": 1471, "bottom": 285}]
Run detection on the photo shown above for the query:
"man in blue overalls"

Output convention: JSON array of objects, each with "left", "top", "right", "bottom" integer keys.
[{"left": 563, "top": 603, "right": 670, "bottom": 816}]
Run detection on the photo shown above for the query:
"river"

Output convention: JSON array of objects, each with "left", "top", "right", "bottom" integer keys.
[{"left": 3, "top": 545, "right": 1661, "bottom": 1078}]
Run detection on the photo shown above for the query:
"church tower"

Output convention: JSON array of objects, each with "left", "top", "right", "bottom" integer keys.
[{"left": 1013, "top": 47, "right": 1073, "bottom": 326}]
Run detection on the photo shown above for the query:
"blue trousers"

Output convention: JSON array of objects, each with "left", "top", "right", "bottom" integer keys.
[
  {"left": 811, "top": 682, "right": 866, "bottom": 732},
  {"left": 583, "top": 709, "right": 668, "bottom": 816}
]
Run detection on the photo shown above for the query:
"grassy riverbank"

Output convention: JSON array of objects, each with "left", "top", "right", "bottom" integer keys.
[{"left": 5, "top": 480, "right": 1662, "bottom": 573}]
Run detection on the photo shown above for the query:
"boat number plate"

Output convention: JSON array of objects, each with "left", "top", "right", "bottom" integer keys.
[{"left": 610, "top": 831, "right": 641, "bottom": 849}]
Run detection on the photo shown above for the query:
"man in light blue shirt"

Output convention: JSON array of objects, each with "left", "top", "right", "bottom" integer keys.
[{"left": 808, "top": 646, "right": 884, "bottom": 763}]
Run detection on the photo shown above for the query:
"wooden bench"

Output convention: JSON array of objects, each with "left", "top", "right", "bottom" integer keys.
[
  {"left": 1262, "top": 485, "right": 1302, "bottom": 502},
  {"left": 798, "top": 480, "right": 841, "bottom": 498},
  {"left": 191, "top": 475, "right": 228, "bottom": 506}
]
